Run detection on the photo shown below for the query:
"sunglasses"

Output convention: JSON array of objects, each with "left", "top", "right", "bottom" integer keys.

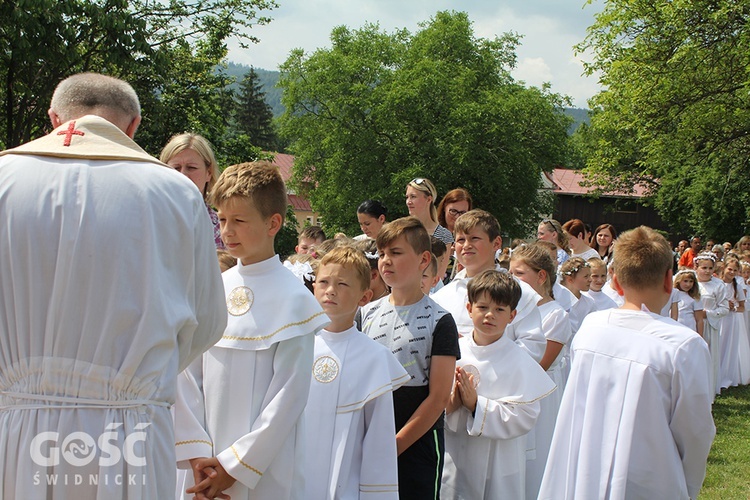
[
  {"left": 541, "top": 219, "right": 558, "bottom": 230},
  {"left": 411, "top": 178, "right": 425, "bottom": 185}
]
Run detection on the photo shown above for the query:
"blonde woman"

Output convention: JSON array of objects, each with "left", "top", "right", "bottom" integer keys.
[
  {"left": 537, "top": 218, "right": 570, "bottom": 266},
  {"left": 160, "top": 133, "right": 224, "bottom": 249},
  {"left": 405, "top": 177, "right": 454, "bottom": 244}
]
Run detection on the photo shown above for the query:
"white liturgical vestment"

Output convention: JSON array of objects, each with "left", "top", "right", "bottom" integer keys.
[
  {"left": 539, "top": 309, "right": 715, "bottom": 500},
  {"left": 442, "top": 335, "right": 556, "bottom": 500},
  {"left": 173, "top": 256, "right": 329, "bottom": 500},
  {"left": 698, "top": 276, "right": 729, "bottom": 396},
  {"left": 432, "top": 266, "right": 546, "bottom": 361},
  {"left": 304, "top": 327, "right": 409, "bottom": 499},
  {"left": 0, "top": 116, "right": 227, "bottom": 498}
]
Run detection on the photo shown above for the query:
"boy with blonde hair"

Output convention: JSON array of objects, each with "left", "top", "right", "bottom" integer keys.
[
  {"left": 173, "top": 161, "right": 330, "bottom": 500},
  {"left": 306, "top": 246, "right": 409, "bottom": 498},
  {"left": 539, "top": 226, "right": 715, "bottom": 500},
  {"left": 360, "top": 217, "right": 460, "bottom": 499},
  {"left": 442, "top": 270, "right": 555, "bottom": 499},
  {"left": 433, "top": 209, "right": 546, "bottom": 361}
]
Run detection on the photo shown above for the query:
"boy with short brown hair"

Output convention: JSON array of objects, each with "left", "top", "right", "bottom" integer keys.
[
  {"left": 539, "top": 226, "right": 715, "bottom": 499},
  {"left": 361, "top": 216, "right": 460, "bottom": 499},
  {"left": 296, "top": 225, "right": 326, "bottom": 255},
  {"left": 433, "top": 209, "right": 546, "bottom": 361},
  {"left": 442, "top": 270, "right": 555, "bottom": 499},
  {"left": 174, "top": 161, "right": 329, "bottom": 500}
]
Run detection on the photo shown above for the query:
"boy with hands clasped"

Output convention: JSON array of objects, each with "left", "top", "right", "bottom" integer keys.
[
  {"left": 441, "top": 270, "right": 556, "bottom": 500},
  {"left": 173, "top": 161, "right": 329, "bottom": 500}
]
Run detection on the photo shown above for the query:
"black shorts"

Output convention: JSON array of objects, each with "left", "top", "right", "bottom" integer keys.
[{"left": 398, "top": 428, "right": 445, "bottom": 500}]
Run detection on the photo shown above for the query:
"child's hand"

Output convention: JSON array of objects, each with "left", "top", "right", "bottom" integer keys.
[
  {"left": 186, "top": 456, "right": 234, "bottom": 499},
  {"left": 446, "top": 367, "right": 463, "bottom": 414},
  {"left": 456, "top": 367, "right": 478, "bottom": 414}
]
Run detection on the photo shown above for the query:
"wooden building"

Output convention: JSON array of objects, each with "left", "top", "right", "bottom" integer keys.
[{"left": 546, "top": 168, "right": 673, "bottom": 239}]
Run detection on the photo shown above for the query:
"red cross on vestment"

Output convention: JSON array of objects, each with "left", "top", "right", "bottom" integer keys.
[{"left": 57, "top": 121, "right": 85, "bottom": 146}]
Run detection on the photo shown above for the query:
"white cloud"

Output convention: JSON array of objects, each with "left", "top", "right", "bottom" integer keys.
[{"left": 514, "top": 57, "right": 554, "bottom": 86}]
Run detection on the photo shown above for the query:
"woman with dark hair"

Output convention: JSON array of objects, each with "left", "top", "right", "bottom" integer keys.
[
  {"left": 592, "top": 224, "right": 617, "bottom": 264},
  {"left": 437, "top": 188, "right": 473, "bottom": 233},
  {"left": 563, "top": 219, "right": 600, "bottom": 261},
  {"left": 405, "top": 177, "right": 454, "bottom": 244},
  {"left": 355, "top": 199, "right": 388, "bottom": 240}
]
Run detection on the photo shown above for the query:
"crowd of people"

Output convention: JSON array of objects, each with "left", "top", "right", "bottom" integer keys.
[{"left": 0, "top": 72, "right": 736, "bottom": 499}]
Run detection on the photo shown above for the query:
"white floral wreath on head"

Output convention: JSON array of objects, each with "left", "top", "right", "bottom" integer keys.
[
  {"left": 561, "top": 261, "right": 591, "bottom": 276},
  {"left": 694, "top": 252, "right": 717, "bottom": 263},
  {"left": 283, "top": 260, "right": 315, "bottom": 282}
]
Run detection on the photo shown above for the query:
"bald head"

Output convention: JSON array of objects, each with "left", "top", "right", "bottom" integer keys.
[{"left": 48, "top": 73, "right": 141, "bottom": 138}]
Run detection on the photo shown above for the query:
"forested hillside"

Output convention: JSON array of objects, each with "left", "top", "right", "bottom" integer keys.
[{"left": 225, "top": 61, "right": 588, "bottom": 131}]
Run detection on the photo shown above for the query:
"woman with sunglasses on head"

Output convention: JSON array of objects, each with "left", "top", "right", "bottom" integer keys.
[
  {"left": 405, "top": 177, "right": 454, "bottom": 245},
  {"left": 437, "top": 188, "right": 473, "bottom": 234},
  {"left": 537, "top": 218, "right": 570, "bottom": 267}
]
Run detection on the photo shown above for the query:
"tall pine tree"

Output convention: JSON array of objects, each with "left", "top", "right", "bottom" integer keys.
[{"left": 233, "top": 67, "right": 278, "bottom": 151}]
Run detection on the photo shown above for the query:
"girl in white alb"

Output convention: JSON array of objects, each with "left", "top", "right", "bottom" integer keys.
[
  {"left": 695, "top": 252, "right": 729, "bottom": 396},
  {"left": 509, "top": 244, "right": 573, "bottom": 500},
  {"left": 672, "top": 270, "right": 704, "bottom": 336},
  {"left": 720, "top": 257, "right": 750, "bottom": 386}
]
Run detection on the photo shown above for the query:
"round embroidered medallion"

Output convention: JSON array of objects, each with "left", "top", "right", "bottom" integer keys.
[
  {"left": 227, "top": 286, "right": 254, "bottom": 316},
  {"left": 313, "top": 356, "right": 339, "bottom": 383},
  {"left": 462, "top": 364, "right": 480, "bottom": 388}
]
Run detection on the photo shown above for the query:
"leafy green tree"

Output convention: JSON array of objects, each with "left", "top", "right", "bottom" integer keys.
[
  {"left": 576, "top": 0, "right": 750, "bottom": 240},
  {"left": 275, "top": 205, "right": 300, "bottom": 260},
  {"left": 0, "top": 0, "right": 276, "bottom": 153},
  {"left": 232, "top": 67, "right": 278, "bottom": 151},
  {"left": 278, "top": 11, "right": 571, "bottom": 237}
]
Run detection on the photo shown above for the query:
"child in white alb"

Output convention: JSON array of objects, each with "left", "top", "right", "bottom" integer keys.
[
  {"left": 442, "top": 270, "right": 555, "bottom": 500},
  {"left": 583, "top": 258, "right": 618, "bottom": 311},
  {"left": 305, "top": 246, "right": 409, "bottom": 499},
  {"left": 673, "top": 270, "right": 704, "bottom": 336},
  {"left": 509, "top": 243, "right": 573, "bottom": 500}
]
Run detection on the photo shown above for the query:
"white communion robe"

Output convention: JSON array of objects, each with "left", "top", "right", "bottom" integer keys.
[
  {"left": 698, "top": 277, "right": 729, "bottom": 396},
  {"left": 718, "top": 280, "right": 750, "bottom": 388},
  {"left": 539, "top": 309, "right": 715, "bottom": 500},
  {"left": 304, "top": 327, "right": 410, "bottom": 499},
  {"left": 441, "top": 335, "right": 556, "bottom": 500},
  {"left": 0, "top": 116, "right": 227, "bottom": 499},
  {"left": 432, "top": 266, "right": 546, "bottom": 361},
  {"left": 525, "top": 300, "right": 572, "bottom": 500},
  {"left": 583, "top": 289, "right": 618, "bottom": 312},
  {"left": 173, "top": 256, "right": 329, "bottom": 500}
]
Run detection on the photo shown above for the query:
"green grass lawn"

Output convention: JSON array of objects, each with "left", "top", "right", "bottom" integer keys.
[{"left": 700, "top": 385, "right": 750, "bottom": 498}]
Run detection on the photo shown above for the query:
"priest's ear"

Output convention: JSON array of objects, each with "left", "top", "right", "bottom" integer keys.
[
  {"left": 48, "top": 109, "right": 63, "bottom": 129},
  {"left": 125, "top": 115, "right": 141, "bottom": 139}
]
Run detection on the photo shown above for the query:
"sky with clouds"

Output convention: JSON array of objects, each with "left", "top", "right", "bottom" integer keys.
[{"left": 228, "top": 0, "right": 604, "bottom": 108}]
